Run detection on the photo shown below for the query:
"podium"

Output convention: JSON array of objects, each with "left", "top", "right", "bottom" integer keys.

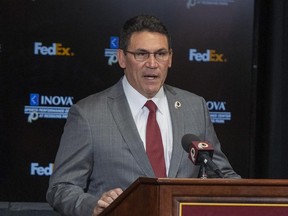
[{"left": 100, "top": 177, "right": 288, "bottom": 216}]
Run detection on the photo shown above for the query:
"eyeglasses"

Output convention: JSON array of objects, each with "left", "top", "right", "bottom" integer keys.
[{"left": 124, "top": 50, "right": 171, "bottom": 62}]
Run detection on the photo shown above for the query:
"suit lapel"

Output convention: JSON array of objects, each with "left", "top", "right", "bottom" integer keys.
[
  {"left": 165, "top": 85, "right": 185, "bottom": 178},
  {"left": 106, "top": 81, "right": 185, "bottom": 178},
  {"left": 107, "top": 80, "right": 155, "bottom": 177}
]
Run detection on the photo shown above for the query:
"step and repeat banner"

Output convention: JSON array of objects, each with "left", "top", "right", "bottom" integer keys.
[{"left": 0, "top": 0, "right": 255, "bottom": 201}]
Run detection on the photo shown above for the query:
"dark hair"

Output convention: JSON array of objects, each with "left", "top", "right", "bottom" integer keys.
[{"left": 119, "top": 14, "right": 172, "bottom": 51}]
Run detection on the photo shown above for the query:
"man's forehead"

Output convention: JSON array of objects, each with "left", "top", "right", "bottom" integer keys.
[{"left": 128, "top": 31, "right": 169, "bottom": 49}]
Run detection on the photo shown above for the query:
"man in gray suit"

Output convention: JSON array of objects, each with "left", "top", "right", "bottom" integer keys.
[{"left": 46, "top": 14, "right": 240, "bottom": 216}]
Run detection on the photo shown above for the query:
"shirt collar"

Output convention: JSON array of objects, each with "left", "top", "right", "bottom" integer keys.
[{"left": 122, "top": 75, "right": 166, "bottom": 115}]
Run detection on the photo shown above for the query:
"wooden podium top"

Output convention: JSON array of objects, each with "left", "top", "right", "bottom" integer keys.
[
  {"left": 137, "top": 177, "right": 288, "bottom": 186},
  {"left": 100, "top": 178, "right": 288, "bottom": 216}
]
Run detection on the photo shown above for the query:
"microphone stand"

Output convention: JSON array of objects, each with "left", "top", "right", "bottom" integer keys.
[{"left": 199, "top": 164, "right": 208, "bottom": 179}]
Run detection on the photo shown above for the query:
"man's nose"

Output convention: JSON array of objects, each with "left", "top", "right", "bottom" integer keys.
[{"left": 145, "top": 54, "right": 158, "bottom": 67}]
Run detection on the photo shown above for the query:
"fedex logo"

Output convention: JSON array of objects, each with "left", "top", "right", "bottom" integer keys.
[
  {"left": 34, "top": 42, "right": 74, "bottom": 56},
  {"left": 189, "top": 49, "right": 226, "bottom": 62},
  {"left": 30, "top": 163, "right": 53, "bottom": 176}
]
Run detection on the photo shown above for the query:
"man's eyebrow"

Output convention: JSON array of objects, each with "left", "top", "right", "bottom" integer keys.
[
  {"left": 135, "top": 48, "right": 168, "bottom": 52},
  {"left": 134, "top": 49, "right": 149, "bottom": 52}
]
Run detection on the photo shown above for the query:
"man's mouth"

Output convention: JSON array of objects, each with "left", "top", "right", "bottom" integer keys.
[{"left": 144, "top": 74, "right": 158, "bottom": 79}]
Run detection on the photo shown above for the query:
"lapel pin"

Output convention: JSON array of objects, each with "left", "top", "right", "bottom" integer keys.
[{"left": 175, "top": 101, "right": 181, "bottom": 109}]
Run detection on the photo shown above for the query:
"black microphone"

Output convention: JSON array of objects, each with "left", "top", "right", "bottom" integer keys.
[{"left": 181, "top": 134, "right": 224, "bottom": 178}]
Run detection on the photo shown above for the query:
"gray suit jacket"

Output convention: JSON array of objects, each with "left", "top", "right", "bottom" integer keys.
[{"left": 46, "top": 79, "right": 240, "bottom": 216}]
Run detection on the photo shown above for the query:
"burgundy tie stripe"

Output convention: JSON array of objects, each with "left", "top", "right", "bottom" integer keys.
[{"left": 145, "top": 100, "right": 166, "bottom": 177}]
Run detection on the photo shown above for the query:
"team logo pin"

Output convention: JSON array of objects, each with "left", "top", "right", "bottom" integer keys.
[{"left": 175, "top": 101, "right": 181, "bottom": 109}]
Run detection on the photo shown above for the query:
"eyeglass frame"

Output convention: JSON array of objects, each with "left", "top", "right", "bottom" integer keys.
[{"left": 123, "top": 49, "right": 172, "bottom": 62}]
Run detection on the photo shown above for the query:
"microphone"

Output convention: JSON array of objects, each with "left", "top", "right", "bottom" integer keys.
[{"left": 181, "top": 134, "right": 224, "bottom": 178}]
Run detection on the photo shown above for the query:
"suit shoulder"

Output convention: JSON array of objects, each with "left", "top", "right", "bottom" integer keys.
[
  {"left": 71, "top": 86, "right": 114, "bottom": 113},
  {"left": 75, "top": 80, "right": 122, "bottom": 108}
]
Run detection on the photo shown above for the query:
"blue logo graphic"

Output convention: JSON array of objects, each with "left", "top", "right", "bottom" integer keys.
[
  {"left": 105, "top": 36, "right": 119, "bottom": 66},
  {"left": 25, "top": 93, "right": 74, "bottom": 123},
  {"left": 30, "top": 93, "right": 39, "bottom": 106},
  {"left": 110, "top": 36, "right": 119, "bottom": 49}
]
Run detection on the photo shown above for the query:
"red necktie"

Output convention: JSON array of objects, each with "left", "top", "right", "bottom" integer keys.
[{"left": 145, "top": 100, "right": 166, "bottom": 177}]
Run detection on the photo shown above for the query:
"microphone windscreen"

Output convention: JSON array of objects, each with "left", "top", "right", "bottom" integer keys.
[{"left": 181, "top": 134, "right": 200, "bottom": 152}]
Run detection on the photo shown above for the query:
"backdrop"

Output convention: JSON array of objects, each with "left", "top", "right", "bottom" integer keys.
[
  {"left": 254, "top": 0, "right": 288, "bottom": 179},
  {"left": 0, "top": 0, "right": 255, "bottom": 201}
]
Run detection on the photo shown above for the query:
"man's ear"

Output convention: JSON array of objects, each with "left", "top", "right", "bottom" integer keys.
[
  {"left": 168, "top": 49, "right": 173, "bottom": 68},
  {"left": 117, "top": 49, "right": 126, "bottom": 69}
]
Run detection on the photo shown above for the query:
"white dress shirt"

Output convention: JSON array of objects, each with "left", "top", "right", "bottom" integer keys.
[{"left": 122, "top": 76, "right": 173, "bottom": 175}]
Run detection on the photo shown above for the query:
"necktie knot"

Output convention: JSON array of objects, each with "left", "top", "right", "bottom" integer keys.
[{"left": 145, "top": 100, "right": 157, "bottom": 113}]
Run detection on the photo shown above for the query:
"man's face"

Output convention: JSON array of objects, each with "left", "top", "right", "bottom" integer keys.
[{"left": 118, "top": 31, "right": 172, "bottom": 98}]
